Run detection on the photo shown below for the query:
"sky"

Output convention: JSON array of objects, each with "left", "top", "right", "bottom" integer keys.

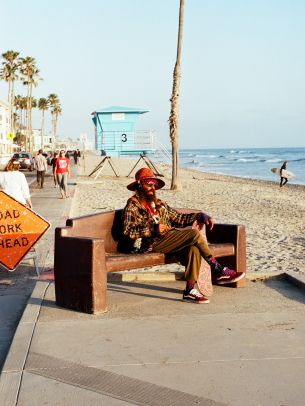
[{"left": 1, "top": 0, "right": 305, "bottom": 149}]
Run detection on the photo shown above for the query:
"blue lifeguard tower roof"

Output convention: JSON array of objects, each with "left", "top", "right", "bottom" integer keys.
[{"left": 94, "top": 106, "right": 148, "bottom": 114}]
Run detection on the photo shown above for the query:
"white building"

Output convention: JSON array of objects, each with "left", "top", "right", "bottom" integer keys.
[
  {"left": 32, "top": 129, "right": 53, "bottom": 152},
  {"left": 54, "top": 135, "right": 93, "bottom": 152},
  {"left": 0, "top": 99, "right": 15, "bottom": 166},
  {"left": 0, "top": 99, "right": 11, "bottom": 153}
]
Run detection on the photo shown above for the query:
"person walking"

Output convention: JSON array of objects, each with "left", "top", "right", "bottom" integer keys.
[
  {"left": 50, "top": 151, "right": 59, "bottom": 187},
  {"left": 0, "top": 158, "right": 32, "bottom": 208},
  {"left": 73, "top": 150, "right": 78, "bottom": 165},
  {"left": 55, "top": 150, "right": 70, "bottom": 198},
  {"left": 121, "top": 168, "right": 245, "bottom": 304},
  {"left": 33, "top": 149, "right": 48, "bottom": 188},
  {"left": 280, "top": 161, "right": 288, "bottom": 188}
]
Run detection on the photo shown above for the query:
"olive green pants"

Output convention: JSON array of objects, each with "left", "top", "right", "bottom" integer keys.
[{"left": 152, "top": 228, "right": 212, "bottom": 282}]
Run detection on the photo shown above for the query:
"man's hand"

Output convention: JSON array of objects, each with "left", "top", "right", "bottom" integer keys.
[
  {"left": 196, "top": 212, "right": 214, "bottom": 230},
  {"left": 159, "top": 224, "right": 171, "bottom": 234},
  {"left": 205, "top": 217, "right": 214, "bottom": 230}
]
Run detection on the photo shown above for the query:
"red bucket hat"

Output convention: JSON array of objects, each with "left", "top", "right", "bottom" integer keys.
[{"left": 127, "top": 167, "right": 165, "bottom": 191}]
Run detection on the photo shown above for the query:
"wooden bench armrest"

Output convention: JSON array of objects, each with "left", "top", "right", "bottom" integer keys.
[
  {"left": 206, "top": 223, "right": 243, "bottom": 243},
  {"left": 207, "top": 223, "right": 246, "bottom": 275},
  {"left": 54, "top": 230, "right": 108, "bottom": 313}
]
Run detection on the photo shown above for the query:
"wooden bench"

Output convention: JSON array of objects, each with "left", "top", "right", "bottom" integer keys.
[{"left": 54, "top": 209, "right": 246, "bottom": 314}]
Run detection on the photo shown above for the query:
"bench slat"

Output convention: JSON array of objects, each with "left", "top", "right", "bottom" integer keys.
[{"left": 105, "top": 243, "right": 234, "bottom": 273}]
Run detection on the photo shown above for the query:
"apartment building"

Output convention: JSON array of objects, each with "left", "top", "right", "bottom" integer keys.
[
  {"left": 0, "top": 99, "right": 11, "bottom": 155},
  {"left": 0, "top": 99, "right": 15, "bottom": 167}
]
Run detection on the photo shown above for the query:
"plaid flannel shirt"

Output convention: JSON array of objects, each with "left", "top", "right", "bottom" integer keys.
[{"left": 122, "top": 195, "right": 198, "bottom": 242}]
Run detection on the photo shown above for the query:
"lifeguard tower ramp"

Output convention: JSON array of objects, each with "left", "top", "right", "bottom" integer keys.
[{"left": 92, "top": 106, "right": 155, "bottom": 157}]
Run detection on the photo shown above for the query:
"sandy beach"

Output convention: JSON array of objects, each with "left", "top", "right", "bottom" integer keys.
[{"left": 71, "top": 152, "right": 305, "bottom": 276}]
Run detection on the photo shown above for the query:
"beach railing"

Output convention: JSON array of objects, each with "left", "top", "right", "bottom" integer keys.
[{"left": 97, "top": 130, "right": 172, "bottom": 162}]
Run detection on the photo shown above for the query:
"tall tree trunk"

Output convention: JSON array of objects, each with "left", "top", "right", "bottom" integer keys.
[
  {"left": 52, "top": 112, "right": 56, "bottom": 148},
  {"left": 25, "top": 85, "right": 30, "bottom": 151},
  {"left": 7, "top": 81, "right": 12, "bottom": 135},
  {"left": 10, "top": 81, "right": 14, "bottom": 134},
  {"left": 7, "top": 81, "right": 11, "bottom": 103},
  {"left": 54, "top": 114, "right": 58, "bottom": 147},
  {"left": 28, "top": 84, "right": 33, "bottom": 152},
  {"left": 18, "top": 108, "right": 21, "bottom": 134},
  {"left": 51, "top": 112, "right": 54, "bottom": 148},
  {"left": 169, "top": 0, "right": 184, "bottom": 191},
  {"left": 21, "top": 108, "right": 24, "bottom": 135},
  {"left": 41, "top": 110, "right": 45, "bottom": 149},
  {"left": 25, "top": 106, "right": 29, "bottom": 150}
]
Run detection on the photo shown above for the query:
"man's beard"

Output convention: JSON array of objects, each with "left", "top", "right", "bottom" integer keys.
[{"left": 138, "top": 187, "right": 156, "bottom": 203}]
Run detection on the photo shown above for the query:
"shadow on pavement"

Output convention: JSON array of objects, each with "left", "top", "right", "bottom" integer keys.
[
  {"left": 0, "top": 264, "right": 37, "bottom": 372},
  {"left": 108, "top": 280, "right": 183, "bottom": 303},
  {"left": 264, "top": 276, "right": 305, "bottom": 305}
]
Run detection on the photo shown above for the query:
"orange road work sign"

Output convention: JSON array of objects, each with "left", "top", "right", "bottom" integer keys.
[{"left": 0, "top": 191, "right": 50, "bottom": 271}]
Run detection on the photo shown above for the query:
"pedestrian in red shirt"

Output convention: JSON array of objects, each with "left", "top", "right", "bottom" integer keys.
[{"left": 55, "top": 150, "right": 70, "bottom": 198}]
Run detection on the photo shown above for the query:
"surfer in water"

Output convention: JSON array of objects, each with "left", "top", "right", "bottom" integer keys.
[{"left": 280, "top": 161, "right": 288, "bottom": 188}]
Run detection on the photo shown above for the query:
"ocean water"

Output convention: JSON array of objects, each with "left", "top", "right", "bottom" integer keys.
[{"left": 178, "top": 147, "right": 305, "bottom": 186}]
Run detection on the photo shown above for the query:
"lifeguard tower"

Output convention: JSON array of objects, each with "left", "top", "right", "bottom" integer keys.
[
  {"left": 92, "top": 106, "right": 155, "bottom": 157},
  {"left": 90, "top": 106, "right": 166, "bottom": 179}
]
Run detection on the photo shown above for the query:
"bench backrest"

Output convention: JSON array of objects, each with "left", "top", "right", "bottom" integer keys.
[
  {"left": 64, "top": 208, "right": 200, "bottom": 253},
  {"left": 64, "top": 210, "right": 122, "bottom": 252}
]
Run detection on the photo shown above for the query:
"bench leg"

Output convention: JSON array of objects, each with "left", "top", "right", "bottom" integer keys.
[
  {"left": 92, "top": 249, "right": 108, "bottom": 314},
  {"left": 81, "top": 239, "right": 108, "bottom": 314},
  {"left": 213, "top": 254, "right": 247, "bottom": 288},
  {"left": 235, "top": 278, "right": 247, "bottom": 288}
]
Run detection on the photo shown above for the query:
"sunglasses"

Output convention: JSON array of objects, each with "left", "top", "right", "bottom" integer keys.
[{"left": 143, "top": 179, "right": 158, "bottom": 187}]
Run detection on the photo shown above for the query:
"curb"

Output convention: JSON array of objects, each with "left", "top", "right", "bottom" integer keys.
[
  {"left": 108, "top": 270, "right": 285, "bottom": 283},
  {"left": 0, "top": 281, "right": 49, "bottom": 406}
]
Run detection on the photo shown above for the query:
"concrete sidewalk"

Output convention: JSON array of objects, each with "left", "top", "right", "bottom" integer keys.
[
  {"left": 0, "top": 163, "right": 78, "bottom": 386},
  {"left": 1, "top": 169, "right": 305, "bottom": 405}
]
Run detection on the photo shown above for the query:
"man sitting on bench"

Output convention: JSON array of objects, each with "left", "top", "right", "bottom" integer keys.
[{"left": 122, "top": 168, "right": 245, "bottom": 304}]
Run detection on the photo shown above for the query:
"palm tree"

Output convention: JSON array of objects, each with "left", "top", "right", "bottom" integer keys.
[
  {"left": 31, "top": 97, "right": 37, "bottom": 109},
  {"left": 13, "top": 94, "right": 23, "bottom": 134},
  {"left": 169, "top": 0, "right": 185, "bottom": 190},
  {"left": 48, "top": 93, "right": 60, "bottom": 147},
  {"left": 53, "top": 104, "right": 62, "bottom": 144},
  {"left": 0, "top": 50, "right": 20, "bottom": 133},
  {"left": 14, "top": 95, "right": 27, "bottom": 148},
  {"left": 38, "top": 97, "right": 49, "bottom": 149},
  {"left": 14, "top": 131, "right": 26, "bottom": 147},
  {"left": 19, "top": 56, "right": 41, "bottom": 151},
  {"left": 18, "top": 96, "right": 28, "bottom": 135},
  {"left": 14, "top": 94, "right": 23, "bottom": 114}
]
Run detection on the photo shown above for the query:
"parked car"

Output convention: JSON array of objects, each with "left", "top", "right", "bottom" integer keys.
[{"left": 12, "top": 152, "right": 34, "bottom": 171}]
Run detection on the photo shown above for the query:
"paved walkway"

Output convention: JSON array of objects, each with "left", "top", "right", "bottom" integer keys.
[
  {"left": 1, "top": 164, "right": 305, "bottom": 405},
  {"left": 0, "top": 164, "right": 77, "bottom": 372}
]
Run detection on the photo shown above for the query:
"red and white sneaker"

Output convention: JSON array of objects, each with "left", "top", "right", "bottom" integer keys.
[
  {"left": 183, "top": 288, "right": 210, "bottom": 304},
  {"left": 216, "top": 268, "right": 245, "bottom": 285}
]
